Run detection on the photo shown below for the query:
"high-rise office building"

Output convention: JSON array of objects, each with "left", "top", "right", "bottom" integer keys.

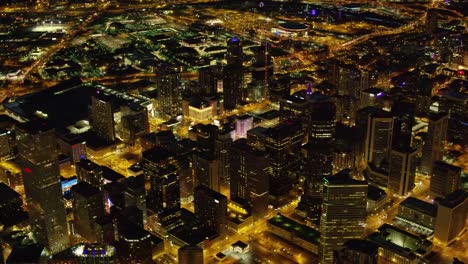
[
  {"left": 142, "top": 147, "right": 182, "bottom": 231},
  {"left": 199, "top": 64, "right": 221, "bottom": 95},
  {"left": 265, "top": 121, "right": 304, "bottom": 180},
  {"left": 71, "top": 181, "right": 105, "bottom": 242},
  {"left": 308, "top": 93, "right": 336, "bottom": 145},
  {"left": 299, "top": 94, "right": 336, "bottom": 222},
  {"left": 388, "top": 147, "right": 417, "bottom": 196},
  {"left": 430, "top": 161, "right": 462, "bottom": 198},
  {"left": 391, "top": 101, "right": 415, "bottom": 149},
  {"left": 178, "top": 245, "right": 204, "bottom": 264},
  {"left": 76, "top": 158, "right": 103, "bottom": 188},
  {"left": 230, "top": 139, "right": 269, "bottom": 220},
  {"left": 215, "top": 126, "right": 233, "bottom": 185},
  {"left": 193, "top": 150, "right": 220, "bottom": 192},
  {"left": 434, "top": 190, "right": 468, "bottom": 245},
  {"left": 223, "top": 37, "right": 244, "bottom": 110},
  {"left": 420, "top": 113, "right": 448, "bottom": 175},
  {"left": 223, "top": 63, "right": 243, "bottom": 110},
  {"left": 226, "top": 37, "right": 243, "bottom": 65},
  {"left": 251, "top": 42, "right": 274, "bottom": 96},
  {"left": 89, "top": 93, "right": 115, "bottom": 143},
  {"left": 157, "top": 67, "right": 182, "bottom": 117},
  {"left": 124, "top": 175, "right": 147, "bottom": 222},
  {"left": 356, "top": 107, "right": 394, "bottom": 168},
  {"left": 194, "top": 185, "right": 228, "bottom": 234},
  {"left": 16, "top": 121, "right": 70, "bottom": 253},
  {"left": 319, "top": 169, "right": 367, "bottom": 264},
  {"left": 425, "top": 8, "right": 438, "bottom": 33}
]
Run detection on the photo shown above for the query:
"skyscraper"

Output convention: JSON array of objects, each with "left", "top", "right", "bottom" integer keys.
[
  {"left": 223, "top": 37, "right": 244, "bottom": 110},
  {"left": 142, "top": 147, "right": 182, "bottom": 231},
  {"left": 264, "top": 121, "right": 304, "bottom": 180},
  {"left": 300, "top": 94, "right": 336, "bottom": 223},
  {"left": 193, "top": 150, "right": 220, "bottom": 192},
  {"left": 230, "top": 139, "right": 269, "bottom": 221},
  {"left": 434, "top": 190, "right": 468, "bottom": 245},
  {"left": 391, "top": 101, "right": 415, "bottom": 149},
  {"left": 356, "top": 107, "right": 394, "bottom": 168},
  {"left": 157, "top": 67, "right": 182, "bottom": 117},
  {"left": 71, "top": 181, "right": 105, "bottom": 242},
  {"left": 430, "top": 161, "right": 462, "bottom": 198},
  {"left": 89, "top": 93, "right": 115, "bottom": 143},
  {"left": 178, "top": 245, "right": 204, "bottom": 264},
  {"left": 223, "top": 63, "right": 243, "bottom": 110},
  {"left": 420, "top": 113, "right": 448, "bottom": 175},
  {"left": 198, "top": 64, "right": 221, "bottom": 96},
  {"left": 425, "top": 8, "right": 438, "bottom": 34},
  {"left": 388, "top": 147, "right": 417, "bottom": 196},
  {"left": 16, "top": 121, "right": 70, "bottom": 254},
  {"left": 194, "top": 185, "right": 228, "bottom": 234},
  {"left": 226, "top": 37, "right": 243, "bottom": 65},
  {"left": 76, "top": 158, "right": 103, "bottom": 188},
  {"left": 319, "top": 169, "right": 367, "bottom": 264}
]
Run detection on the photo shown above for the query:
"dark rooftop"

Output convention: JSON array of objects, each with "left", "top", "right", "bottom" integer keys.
[
  {"left": 324, "top": 169, "right": 368, "bottom": 186},
  {"left": 71, "top": 181, "right": 101, "bottom": 198},
  {"left": 436, "top": 189, "right": 468, "bottom": 209},
  {"left": 434, "top": 161, "right": 462, "bottom": 172},
  {"left": 343, "top": 239, "right": 379, "bottom": 255},
  {"left": 0, "top": 182, "right": 21, "bottom": 202},
  {"left": 6, "top": 243, "right": 45, "bottom": 263},
  {"left": 368, "top": 185, "right": 386, "bottom": 201},
  {"left": 142, "top": 146, "right": 175, "bottom": 163},
  {"left": 400, "top": 197, "right": 437, "bottom": 217},
  {"left": 194, "top": 185, "right": 227, "bottom": 201}
]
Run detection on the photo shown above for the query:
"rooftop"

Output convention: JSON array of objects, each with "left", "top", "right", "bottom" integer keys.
[
  {"left": 344, "top": 239, "right": 379, "bottom": 255},
  {"left": 0, "top": 182, "right": 21, "bottom": 202},
  {"left": 71, "top": 182, "right": 101, "bottom": 198},
  {"left": 194, "top": 184, "right": 227, "bottom": 201},
  {"left": 436, "top": 189, "right": 468, "bottom": 209},
  {"left": 368, "top": 185, "right": 386, "bottom": 201},
  {"left": 268, "top": 214, "right": 320, "bottom": 245},
  {"left": 324, "top": 169, "right": 368, "bottom": 186},
  {"left": 400, "top": 197, "right": 437, "bottom": 217},
  {"left": 368, "top": 224, "right": 432, "bottom": 258}
]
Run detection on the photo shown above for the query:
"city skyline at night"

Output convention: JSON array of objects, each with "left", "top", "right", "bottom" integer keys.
[{"left": 0, "top": 0, "right": 466, "bottom": 263}]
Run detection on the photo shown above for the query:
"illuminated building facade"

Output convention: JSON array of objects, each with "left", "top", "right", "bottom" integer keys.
[
  {"left": 234, "top": 115, "right": 254, "bottom": 140},
  {"left": 420, "top": 113, "right": 448, "bottom": 175},
  {"left": 178, "top": 245, "right": 204, "bottom": 264},
  {"left": 430, "top": 161, "right": 462, "bottom": 198},
  {"left": 356, "top": 107, "right": 394, "bottom": 169},
  {"left": 434, "top": 190, "right": 468, "bottom": 245},
  {"left": 193, "top": 150, "right": 220, "bottom": 192},
  {"left": 229, "top": 139, "right": 269, "bottom": 221},
  {"left": 319, "top": 169, "right": 367, "bottom": 264},
  {"left": 71, "top": 181, "right": 105, "bottom": 242},
  {"left": 265, "top": 121, "right": 304, "bottom": 180},
  {"left": 157, "top": 67, "right": 182, "bottom": 117},
  {"left": 142, "top": 147, "right": 182, "bottom": 231},
  {"left": 194, "top": 185, "right": 228, "bottom": 234},
  {"left": 388, "top": 147, "right": 417, "bottom": 196},
  {"left": 76, "top": 158, "right": 104, "bottom": 188},
  {"left": 16, "top": 121, "right": 70, "bottom": 254},
  {"left": 89, "top": 93, "right": 115, "bottom": 143}
]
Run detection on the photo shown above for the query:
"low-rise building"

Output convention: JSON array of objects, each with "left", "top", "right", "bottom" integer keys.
[
  {"left": 368, "top": 224, "right": 432, "bottom": 264},
  {"left": 267, "top": 214, "right": 320, "bottom": 254}
]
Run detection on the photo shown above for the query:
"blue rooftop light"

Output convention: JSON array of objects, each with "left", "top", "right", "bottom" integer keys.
[{"left": 230, "top": 37, "right": 239, "bottom": 42}]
